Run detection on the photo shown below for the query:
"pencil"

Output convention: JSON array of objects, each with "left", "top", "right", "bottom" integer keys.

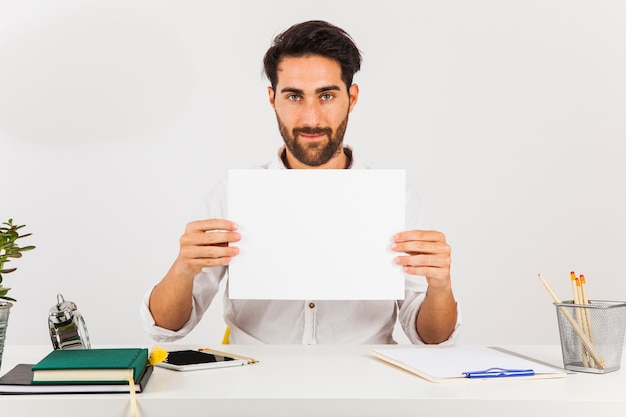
[
  {"left": 579, "top": 274, "right": 590, "bottom": 305},
  {"left": 199, "top": 348, "right": 259, "bottom": 364},
  {"left": 572, "top": 274, "right": 590, "bottom": 367},
  {"left": 537, "top": 273, "right": 605, "bottom": 368},
  {"left": 570, "top": 271, "right": 579, "bottom": 304},
  {"left": 579, "top": 274, "right": 596, "bottom": 363}
]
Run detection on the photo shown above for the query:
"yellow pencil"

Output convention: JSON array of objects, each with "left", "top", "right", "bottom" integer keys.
[
  {"left": 569, "top": 272, "right": 586, "bottom": 319},
  {"left": 200, "top": 348, "right": 259, "bottom": 364},
  {"left": 580, "top": 274, "right": 593, "bottom": 352},
  {"left": 570, "top": 271, "right": 579, "bottom": 304},
  {"left": 579, "top": 274, "right": 590, "bottom": 305},
  {"left": 537, "top": 273, "right": 604, "bottom": 368},
  {"left": 574, "top": 275, "right": 592, "bottom": 367},
  {"left": 570, "top": 271, "right": 589, "bottom": 366}
]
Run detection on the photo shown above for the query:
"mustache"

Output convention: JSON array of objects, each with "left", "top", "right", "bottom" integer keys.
[{"left": 293, "top": 126, "right": 332, "bottom": 136}]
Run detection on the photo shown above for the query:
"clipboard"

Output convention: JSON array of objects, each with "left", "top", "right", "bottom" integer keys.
[{"left": 371, "top": 346, "right": 566, "bottom": 383}]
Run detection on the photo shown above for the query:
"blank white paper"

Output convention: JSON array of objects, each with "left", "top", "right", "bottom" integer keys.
[{"left": 227, "top": 169, "right": 405, "bottom": 300}]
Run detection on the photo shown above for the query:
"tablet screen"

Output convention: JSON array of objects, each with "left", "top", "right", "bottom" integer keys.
[
  {"left": 157, "top": 349, "right": 248, "bottom": 371},
  {"left": 166, "top": 350, "right": 237, "bottom": 365}
]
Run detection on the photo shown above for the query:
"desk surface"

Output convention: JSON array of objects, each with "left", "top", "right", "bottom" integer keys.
[{"left": 1, "top": 344, "right": 625, "bottom": 417}]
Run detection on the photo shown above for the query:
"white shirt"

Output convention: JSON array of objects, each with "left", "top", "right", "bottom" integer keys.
[{"left": 141, "top": 147, "right": 461, "bottom": 344}]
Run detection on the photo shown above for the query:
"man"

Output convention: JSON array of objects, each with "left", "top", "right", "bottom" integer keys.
[{"left": 142, "top": 20, "right": 460, "bottom": 344}]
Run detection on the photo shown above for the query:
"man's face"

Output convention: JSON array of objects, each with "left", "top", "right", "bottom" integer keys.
[{"left": 269, "top": 55, "right": 359, "bottom": 168}]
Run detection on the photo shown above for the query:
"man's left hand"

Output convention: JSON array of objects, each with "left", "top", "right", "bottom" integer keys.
[{"left": 391, "top": 230, "right": 452, "bottom": 289}]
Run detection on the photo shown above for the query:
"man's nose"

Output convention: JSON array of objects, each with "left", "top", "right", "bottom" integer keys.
[{"left": 301, "top": 99, "right": 322, "bottom": 126}]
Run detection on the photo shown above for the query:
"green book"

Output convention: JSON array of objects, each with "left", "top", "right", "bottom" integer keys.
[{"left": 31, "top": 348, "right": 149, "bottom": 384}]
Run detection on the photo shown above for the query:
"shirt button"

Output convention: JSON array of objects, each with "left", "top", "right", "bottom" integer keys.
[{"left": 309, "top": 302, "right": 316, "bottom": 309}]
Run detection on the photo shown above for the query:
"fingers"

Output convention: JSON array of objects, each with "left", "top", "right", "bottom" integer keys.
[
  {"left": 180, "top": 219, "right": 241, "bottom": 249},
  {"left": 184, "top": 219, "right": 239, "bottom": 234},
  {"left": 391, "top": 230, "right": 450, "bottom": 257},
  {"left": 177, "top": 219, "right": 241, "bottom": 274},
  {"left": 179, "top": 240, "right": 239, "bottom": 263},
  {"left": 180, "top": 228, "right": 240, "bottom": 247},
  {"left": 393, "top": 230, "right": 445, "bottom": 245},
  {"left": 391, "top": 230, "right": 451, "bottom": 284},
  {"left": 393, "top": 253, "right": 451, "bottom": 280}
]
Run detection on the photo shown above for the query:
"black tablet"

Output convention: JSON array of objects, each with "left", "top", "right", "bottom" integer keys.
[{"left": 156, "top": 350, "right": 248, "bottom": 371}]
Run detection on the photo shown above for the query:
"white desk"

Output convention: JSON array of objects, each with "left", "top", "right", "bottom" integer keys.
[{"left": 1, "top": 344, "right": 625, "bottom": 417}]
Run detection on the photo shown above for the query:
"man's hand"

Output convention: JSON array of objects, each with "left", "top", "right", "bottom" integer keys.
[
  {"left": 174, "top": 219, "right": 241, "bottom": 277},
  {"left": 391, "top": 230, "right": 451, "bottom": 289},
  {"left": 149, "top": 219, "right": 240, "bottom": 331},
  {"left": 391, "top": 229, "right": 457, "bottom": 343}
]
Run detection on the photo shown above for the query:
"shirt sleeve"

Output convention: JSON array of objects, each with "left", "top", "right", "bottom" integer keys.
[
  {"left": 140, "top": 266, "right": 226, "bottom": 342},
  {"left": 396, "top": 189, "right": 462, "bottom": 345}
]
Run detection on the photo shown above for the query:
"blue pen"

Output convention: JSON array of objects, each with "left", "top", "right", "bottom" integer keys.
[{"left": 462, "top": 368, "right": 535, "bottom": 378}]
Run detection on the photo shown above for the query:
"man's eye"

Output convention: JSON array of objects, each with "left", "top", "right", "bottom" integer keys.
[
  {"left": 320, "top": 93, "right": 333, "bottom": 101},
  {"left": 287, "top": 94, "right": 301, "bottom": 101}
]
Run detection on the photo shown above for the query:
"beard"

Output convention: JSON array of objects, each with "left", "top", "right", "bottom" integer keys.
[{"left": 277, "top": 113, "right": 349, "bottom": 167}]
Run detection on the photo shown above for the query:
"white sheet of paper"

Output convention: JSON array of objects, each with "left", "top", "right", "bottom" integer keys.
[{"left": 227, "top": 169, "right": 405, "bottom": 300}]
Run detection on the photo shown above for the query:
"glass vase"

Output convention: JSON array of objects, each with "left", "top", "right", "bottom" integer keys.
[{"left": 0, "top": 301, "right": 12, "bottom": 372}]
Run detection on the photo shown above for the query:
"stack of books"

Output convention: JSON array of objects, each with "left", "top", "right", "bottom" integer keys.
[{"left": 0, "top": 348, "right": 153, "bottom": 394}]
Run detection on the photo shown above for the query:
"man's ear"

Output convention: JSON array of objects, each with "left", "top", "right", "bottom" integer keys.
[
  {"left": 348, "top": 83, "right": 359, "bottom": 113},
  {"left": 268, "top": 86, "right": 276, "bottom": 108}
]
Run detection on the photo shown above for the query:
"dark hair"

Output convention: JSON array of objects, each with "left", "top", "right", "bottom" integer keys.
[{"left": 263, "top": 20, "right": 362, "bottom": 90}]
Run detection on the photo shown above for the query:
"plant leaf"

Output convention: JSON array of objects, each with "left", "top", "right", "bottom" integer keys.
[{"left": 0, "top": 268, "right": 17, "bottom": 274}]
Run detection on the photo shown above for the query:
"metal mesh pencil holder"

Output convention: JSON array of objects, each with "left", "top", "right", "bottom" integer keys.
[{"left": 554, "top": 300, "right": 626, "bottom": 373}]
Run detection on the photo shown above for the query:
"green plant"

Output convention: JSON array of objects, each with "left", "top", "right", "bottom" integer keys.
[{"left": 0, "top": 219, "right": 36, "bottom": 302}]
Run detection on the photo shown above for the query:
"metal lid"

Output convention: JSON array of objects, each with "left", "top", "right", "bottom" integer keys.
[{"left": 48, "top": 293, "right": 77, "bottom": 324}]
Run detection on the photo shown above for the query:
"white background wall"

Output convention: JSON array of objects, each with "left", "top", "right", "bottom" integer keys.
[{"left": 1, "top": 0, "right": 625, "bottom": 348}]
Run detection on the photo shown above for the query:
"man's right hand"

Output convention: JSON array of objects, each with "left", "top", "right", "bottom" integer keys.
[
  {"left": 174, "top": 219, "right": 241, "bottom": 277},
  {"left": 149, "top": 219, "right": 240, "bottom": 331}
]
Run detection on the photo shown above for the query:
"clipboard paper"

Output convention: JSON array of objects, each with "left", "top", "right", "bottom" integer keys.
[{"left": 371, "top": 346, "right": 566, "bottom": 383}]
